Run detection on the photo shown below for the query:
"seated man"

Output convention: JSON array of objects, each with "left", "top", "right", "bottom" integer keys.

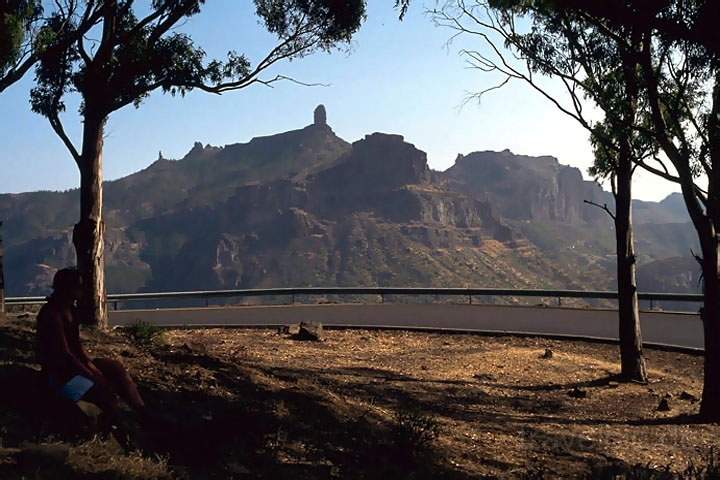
[{"left": 36, "top": 267, "right": 150, "bottom": 429}]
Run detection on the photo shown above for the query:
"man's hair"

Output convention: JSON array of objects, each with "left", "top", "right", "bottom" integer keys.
[{"left": 52, "top": 267, "right": 81, "bottom": 295}]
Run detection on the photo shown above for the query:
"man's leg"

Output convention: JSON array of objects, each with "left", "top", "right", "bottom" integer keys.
[
  {"left": 81, "top": 380, "right": 121, "bottom": 432},
  {"left": 92, "top": 358, "right": 146, "bottom": 412},
  {"left": 92, "top": 358, "right": 173, "bottom": 432}
]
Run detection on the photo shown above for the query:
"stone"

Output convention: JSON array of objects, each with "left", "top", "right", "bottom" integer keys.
[
  {"left": 279, "top": 324, "right": 301, "bottom": 335},
  {"left": 567, "top": 388, "right": 587, "bottom": 399},
  {"left": 76, "top": 400, "right": 103, "bottom": 422},
  {"left": 541, "top": 349, "right": 554, "bottom": 359},
  {"left": 181, "top": 341, "right": 208, "bottom": 354},
  {"left": 679, "top": 391, "right": 699, "bottom": 403},
  {"left": 314, "top": 104, "right": 327, "bottom": 126},
  {"left": 657, "top": 398, "right": 671, "bottom": 412},
  {"left": 292, "top": 321, "right": 324, "bottom": 341}
]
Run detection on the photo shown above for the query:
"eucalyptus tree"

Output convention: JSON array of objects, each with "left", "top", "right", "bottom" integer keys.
[
  {"left": 437, "top": 0, "right": 720, "bottom": 419},
  {"left": 518, "top": 0, "right": 720, "bottom": 421},
  {"left": 28, "top": 0, "right": 366, "bottom": 328},
  {"left": 628, "top": 0, "right": 720, "bottom": 420},
  {"left": 2, "top": 1, "right": 96, "bottom": 316},
  {"left": 434, "top": 1, "right": 655, "bottom": 382}
]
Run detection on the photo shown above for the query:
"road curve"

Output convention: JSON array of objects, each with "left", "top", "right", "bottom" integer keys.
[{"left": 110, "top": 303, "right": 704, "bottom": 351}]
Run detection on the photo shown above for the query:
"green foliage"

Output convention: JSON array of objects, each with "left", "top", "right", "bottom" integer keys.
[
  {"left": 257, "top": 0, "right": 365, "bottom": 47},
  {"left": 0, "top": 0, "right": 41, "bottom": 74},
  {"left": 29, "top": 0, "right": 367, "bottom": 121},
  {"left": 480, "top": 0, "right": 718, "bottom": 185},
  {"left": 482, "top": 2, "right": 658, "bottom": 181},
  {"left": 125, "top": 320, "right": 163, "bottom": 344}
]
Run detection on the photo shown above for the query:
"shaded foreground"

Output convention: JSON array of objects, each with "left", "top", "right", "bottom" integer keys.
[{"left": 0, "top": 317, "right": 716, "bottom": 479}]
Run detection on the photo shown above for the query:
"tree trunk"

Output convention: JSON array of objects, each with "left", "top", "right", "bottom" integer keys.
[
  {"left": 73, "top": 111, "right": 108, "bottom": 329},
  {"left": 614, "top": 154, "right": 647, "bottom": 382},
  {"left": 699, "top": 231, "right": 720, "bottom": 420},
  {"left": 0, "top": 221, "right": 5, "bottom": 316}
]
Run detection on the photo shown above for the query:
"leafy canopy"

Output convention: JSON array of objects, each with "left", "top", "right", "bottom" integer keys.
[
  {"left": 29, "top": 0, "right": 366, "bottom": 122},
  {"left": 0, "top": 0, "right": 41, "bottom": 74}
]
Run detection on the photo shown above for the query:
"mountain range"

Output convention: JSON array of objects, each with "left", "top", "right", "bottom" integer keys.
[{"left": 0, "top": 105, "right": 701, "bottom": 297}]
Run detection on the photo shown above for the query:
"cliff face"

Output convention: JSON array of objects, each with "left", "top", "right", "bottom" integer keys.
[
  {"left": 129, "top": 131, "right": 535, "bottom": 293},
  {"left": 0, "top": 108, "right": 696, "bottom": 296},
  {"left": 445, "top": 150, "right": 608, "bottom": 224}
]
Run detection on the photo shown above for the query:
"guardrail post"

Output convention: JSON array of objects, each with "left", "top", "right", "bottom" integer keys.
[
  {"left": 205, "top": 297, "right": 209, "bottom": 308},
  {"left": 468, "top": 294, "right": 472, "bottom": 305},
  {"left": 650, "top": 298, "right": 654, "bottom": 310},
  {"left": 557, "top": 296, "right": 562, "bottom": 306},
  {"left": 113, "top": 301, "right": 118, "bottom": 311},
  {"left": 292, "top": 294, "right": 296, "bottom": 305},
  {"left": 380, "top": 293, "right": 384, "bottom": 304}
]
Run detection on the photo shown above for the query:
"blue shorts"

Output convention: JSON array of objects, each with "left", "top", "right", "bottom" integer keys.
[{"left": 50, "top": 375, "right": 95, "bottom": 402}]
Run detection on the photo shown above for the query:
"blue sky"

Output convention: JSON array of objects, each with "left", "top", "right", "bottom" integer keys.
[{"left": 0, "top": 0, "right": 678, "bottom": 201}]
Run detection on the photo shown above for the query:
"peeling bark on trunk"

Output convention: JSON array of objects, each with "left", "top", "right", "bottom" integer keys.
[
  {"left": 74, "top": 111, "right": 108, "bottom": 329},
  {"left": 614, "top": 156, "right": 647, "bottom": 383},
  {"left": 611, "top": 38, "right": 647, "bottom": 383}
]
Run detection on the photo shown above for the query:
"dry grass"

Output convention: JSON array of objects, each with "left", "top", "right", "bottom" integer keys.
[
  {"left": 0, "top": 317, "right": 716, "bottom": 479},
  {"left": 158, "top": 328, "right": 712, "bottom": 477}
]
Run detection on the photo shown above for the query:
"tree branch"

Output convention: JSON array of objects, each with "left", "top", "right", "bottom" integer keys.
[
  {"left": 639, "top": 31, "right": 708, "bottom": 230},
  {"left": 584, "top": 199, "right": 616, "bottom": 221},
  {"left": 188, "top": 26, "right": 321, "bottom": 94},
  {"left": 48, "top": 111, "right": 81, "bottom": 166},
  {"left": 0, "top": 1, "right": 102, "bottom": 93}
]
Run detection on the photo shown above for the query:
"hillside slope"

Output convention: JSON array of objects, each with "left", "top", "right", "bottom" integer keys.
[{"left": 0, "top": 107, "right": 695, "bottom": 295}]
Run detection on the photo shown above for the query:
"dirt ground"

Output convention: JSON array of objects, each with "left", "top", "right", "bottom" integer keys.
[{"left": 0, "top": 316, "right": 716, "bottom": 479}]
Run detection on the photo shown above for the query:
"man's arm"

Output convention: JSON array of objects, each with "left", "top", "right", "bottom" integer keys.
[
  {"left": 42, "top": 312, "right": 105, "bottom": 383},
  {"left": 67, "top": 320, "right": 93, "bottom": 365},
  {"left": 66, "top": 309, "right": 107, "bottom": 380}
]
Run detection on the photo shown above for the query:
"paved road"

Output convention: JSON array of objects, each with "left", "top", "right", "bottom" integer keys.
[{"left": 110, "top": 303, "right": 704, "bottom": 351}]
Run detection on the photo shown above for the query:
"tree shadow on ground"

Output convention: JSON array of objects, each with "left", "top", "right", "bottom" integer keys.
[
  {"left": 2, "top": 321, "right": 708, "bottom": 478},
  {"left": 475, "top": 372, "right": 620, "bottom": 392},
  {"left": 0, "top": 322, "right": 479, "bottom": 479},
  {"left": 230, "top": 362, "right": 664, "bottom": 475},
  {"left": 237, "top": 360, "right": 710, "bottom": 474},
  {"left": 140, "top": 345, "right": 480, "bottom": 479}
]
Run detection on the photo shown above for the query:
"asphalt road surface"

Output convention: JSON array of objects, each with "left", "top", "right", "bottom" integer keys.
[{"left": 110, "top": 303, "right": 704, "bottom": 351}]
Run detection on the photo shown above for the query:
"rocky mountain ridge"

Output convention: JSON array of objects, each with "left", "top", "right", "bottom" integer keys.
[{"left": 0, "top": 106, "right": 697, "bottom": 296}]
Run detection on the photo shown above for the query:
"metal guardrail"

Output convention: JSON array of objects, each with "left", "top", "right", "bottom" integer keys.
[{"left": 5, "top": 287, "right": 705, "bottom": 309}]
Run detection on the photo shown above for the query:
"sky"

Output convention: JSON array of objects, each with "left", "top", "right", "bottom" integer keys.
[{"left": 0, "top": 0, "right": 679, "bottom": 201}]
